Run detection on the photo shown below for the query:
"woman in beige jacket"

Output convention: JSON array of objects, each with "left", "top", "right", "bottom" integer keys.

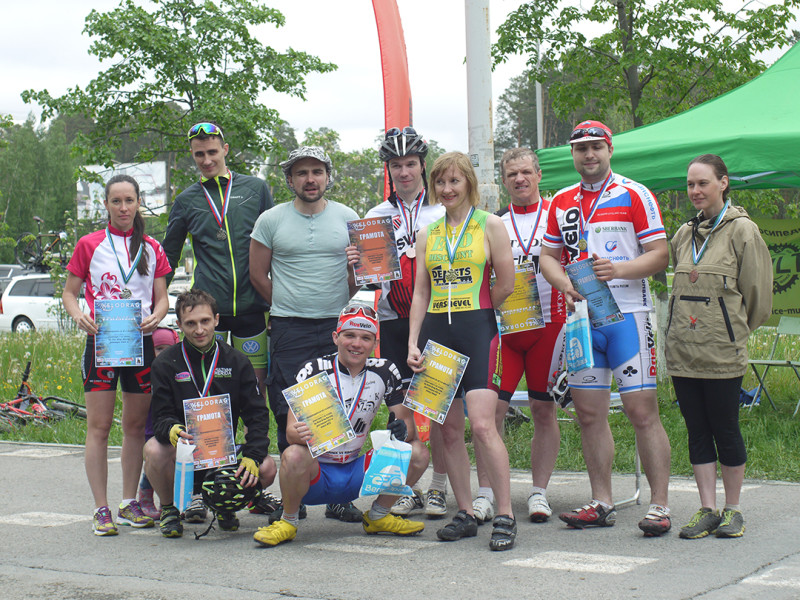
[{"left": 666, "top": 154, "right": 772, "bottom": 540}]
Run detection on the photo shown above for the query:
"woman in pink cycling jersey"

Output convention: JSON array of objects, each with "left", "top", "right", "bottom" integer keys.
[{"left": 63, "top": 174, "right": 171, "bottom": 536}]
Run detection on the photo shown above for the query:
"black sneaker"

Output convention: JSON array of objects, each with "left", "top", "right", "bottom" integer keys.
[
  {"left": 325, "top": 502, "right": 362, "bottom": 523},
  {"left": 436, "top": 509, "right": 478, "bottom": 541},
  {"left": 159, "top": 505, "right": 183, "bottom": 538},
  {"left": 249, "top": 491, "right": 282, "bottom": 515},
  {"left": 268, "top": 504, "right": 308, "bottom": 524},
  {"left": 489, "top": 514, "right": 517, "bottom": 551},
  {"left": 218, "top": 512, "right": 240, "bottom": 532}
]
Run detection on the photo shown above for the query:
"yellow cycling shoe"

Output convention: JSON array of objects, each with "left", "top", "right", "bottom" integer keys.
[
  {"left": 362, "top": 511, "right": 425, "bottom": 536},
  {"left": 254, "top": 519, "right": 297, "bottom": 547}
]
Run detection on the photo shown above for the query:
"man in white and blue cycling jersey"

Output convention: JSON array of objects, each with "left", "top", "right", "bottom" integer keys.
[
  {"left": 540, "top": 120, "right": 672, "bottom": 537},
  {"left": 253, "top": 304, "right": 429, "bottom": 547}
]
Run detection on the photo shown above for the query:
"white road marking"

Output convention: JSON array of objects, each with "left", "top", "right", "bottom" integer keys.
[
  {"left": 0, "top": 512, "right": 90, "bottom": 527},
  {"left": 743, "top": 566, "right": 800, "bottom": 588},
  {"left": 668, "top": 481, "right": 761, "bottom": 493},
  {"left": 306, "top": 536, "right": 438, "bottom": 555},
  {"left": 504, "top": 551, "right": 656, "bottom": 574},
  {"left": 0, "top": 447, "right": 80, "bottom": 458}
]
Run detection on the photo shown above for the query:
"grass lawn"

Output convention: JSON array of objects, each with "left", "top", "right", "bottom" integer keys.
[{"left": 2, "top": 327, "right": 799, "bottom": 481}]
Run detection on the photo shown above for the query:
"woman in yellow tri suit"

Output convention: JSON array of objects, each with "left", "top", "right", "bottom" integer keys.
[{"left": 408, "top": 151, "right": 515, "bottom": 550}]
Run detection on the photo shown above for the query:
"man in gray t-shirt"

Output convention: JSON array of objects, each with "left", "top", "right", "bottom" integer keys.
[{"left": 250, "top": 146, "right": 358, "bottom": 459}]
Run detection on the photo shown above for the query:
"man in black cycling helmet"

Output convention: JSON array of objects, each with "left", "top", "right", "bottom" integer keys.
[{"left": 350, "top": 127, "right": 451, "bottom": 520}]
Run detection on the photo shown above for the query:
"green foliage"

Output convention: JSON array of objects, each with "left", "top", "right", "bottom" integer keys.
[
  {"left": 494, "top": 0, "right": 800, "bottom": 129},
  {"left": 22, "top": 0, "right": 336, "bottom": 182},
  {"left": 0, "top": 119, "right": 77, "bottom": 258}
]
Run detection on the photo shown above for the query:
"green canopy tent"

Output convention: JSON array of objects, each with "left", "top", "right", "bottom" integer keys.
[{"left": 536, "top": 42, "right": 800, "bottom": 193}]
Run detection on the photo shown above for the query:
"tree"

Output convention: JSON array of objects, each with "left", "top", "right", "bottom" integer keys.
[
  {"left": 494, "top": 0, "right": 800, "bottom": 129},
  {"left": 23, "top": 0, "right": 335, "bottom": 182}
]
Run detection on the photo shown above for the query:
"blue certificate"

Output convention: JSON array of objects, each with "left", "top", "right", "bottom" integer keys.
[
  {"left": 94, "top": 299, "right": 143, "bottom": 367},
  {"left": 564, "top": 258, "right": 624, "bottom": 328}
]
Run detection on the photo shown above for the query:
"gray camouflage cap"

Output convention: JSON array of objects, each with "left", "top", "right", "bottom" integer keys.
[{"left": 279, "top": 146, "right": 335, "bottom": 191}]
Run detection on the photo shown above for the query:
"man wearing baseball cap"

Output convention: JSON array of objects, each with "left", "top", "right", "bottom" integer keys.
[
  {"left": 539, "top": 120, "right": 673, "bottom": 537},
  {"left": 253, "top": 304, "right": 428, "bottom": 547},
  {"left": 250, "top": 146, "right": 359, "bottom": 519}
]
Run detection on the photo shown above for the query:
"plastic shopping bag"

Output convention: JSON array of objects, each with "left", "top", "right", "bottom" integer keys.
[
  {"left": 565, "top": 300, "right": 594, "bottom": 373},
  {"left": 173, "top": 438, "right": 196, "bottom": 512},
  {"left": 360, "top": 430, "right": 414, "bottom": 497}
]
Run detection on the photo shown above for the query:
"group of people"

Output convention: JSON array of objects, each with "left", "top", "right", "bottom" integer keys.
[{"left": 62, "top": 118, "right": 771, "bottom": 551}]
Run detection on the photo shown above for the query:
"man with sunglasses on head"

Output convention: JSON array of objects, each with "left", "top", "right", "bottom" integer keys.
[
  {"left": 539, "top": 120, "right": 672, "bottom": 537},
  {"left": 163, "top": 122, "right": 273, "bottom": 396},
  {"left": 163, "top": 122, "right": 277, "bottom": 521},
  {"left": 354, "top": 127, "right": 451, "bottom": 520},
  {"left": 253, "top": 304, "right": 428, "bottom": 547},
  {"left": 250, "top": 146, "right": 359, "bottom": 522}
]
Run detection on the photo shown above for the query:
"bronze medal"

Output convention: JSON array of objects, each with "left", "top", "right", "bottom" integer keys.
[
  {"left": 689, "top": 269, "right": 699, "bottom": 283},
  {"left": 216, "top": 228, "right": 227, "bottom": 241},
  {"left": 406, "top": 247, "right": 416, "bottom": 259},
  {"left": 121, "top": 288, "right": 132, "bottom": 299}
]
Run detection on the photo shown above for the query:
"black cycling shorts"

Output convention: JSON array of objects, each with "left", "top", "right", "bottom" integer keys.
[{"left": 82, "top": 334, "right": 155, "bottom": 394}]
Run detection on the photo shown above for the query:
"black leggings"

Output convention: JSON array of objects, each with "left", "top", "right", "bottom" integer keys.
[{"left": 672, "top": 376, "right": 746, "bottom": 467}]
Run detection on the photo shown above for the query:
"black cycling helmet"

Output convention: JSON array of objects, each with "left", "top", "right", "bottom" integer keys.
[
  {"left": 201, "top": 466, "right": 259, "bottom": 514},
  {"left": 379, "top": 126, "right": 429, "bottom": 162}
]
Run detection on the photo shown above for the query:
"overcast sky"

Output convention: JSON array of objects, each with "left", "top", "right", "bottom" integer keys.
[
  {"left": 2, "top": 0, "right": 530, "bottom": 153},
  {"left": 4, "top": 2, "right": 794, "bottom": 154}
]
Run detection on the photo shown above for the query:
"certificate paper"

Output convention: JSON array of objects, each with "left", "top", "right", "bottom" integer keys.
[
  {"left": 348, "top": 216, "right": 402, "bottom": 285},
  {"left": 564, "top": 258, "right": 624, "bottom": 328},
  {"left": 495, "top": 265, "right": 545, "bottom": 334},
  {"left": 94, "top": 299, "right": 143, "bottom": 367},
  {"left": 182, "top": 394, "right": 237, "bottom": 470},
  {"left": 283, "top": 372, "right": 357, "bottom": 458},
  {"left": 403, "top": 340, "right": 469, "bottom": 424}
]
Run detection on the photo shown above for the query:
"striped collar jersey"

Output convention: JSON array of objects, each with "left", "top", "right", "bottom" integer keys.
[{"left": 542, "top": 173, "right": 666, "bottom": 312}]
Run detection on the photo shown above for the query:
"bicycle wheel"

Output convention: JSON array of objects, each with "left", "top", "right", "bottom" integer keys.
[
  {"left": 14, "top": 233, "right": 42, "bottom": 268},
  {"left": 46, "top": 398, "right": 88, "bottom": 420},
  {"left": 0, "top": 412, "right": 16, "bottom": 433}
]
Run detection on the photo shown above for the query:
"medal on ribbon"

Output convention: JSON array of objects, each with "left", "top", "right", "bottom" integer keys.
[
  {"left": 508, "top": 199, "right": 544, "bottom": 258},
  {"left": 332, "top": 356, "right": 367, "bottom": 423},
  {"left": 106, "top": 228, "right": 143, "bottom": 298},
  {"left": 398, "top": 190, "right": 425, "bottom": 260},
  {"left": 202, "top": 171, "right": 233, "bottom": 242},
  {"left": 577, "top": 172, "right": 614, "bottom": 256},
  {"left": 691, "top": 200, "right": 730, "bottom": 265},
  {"left": 181, "top": 341, "right": 220, "bottom": 398}
]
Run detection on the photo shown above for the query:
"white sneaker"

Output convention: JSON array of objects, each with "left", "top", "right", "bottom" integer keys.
[
  {"left": 527, "top": 493, "right": 552, "bottom": 523},
  {"left": 184, "top": 494, "right": 208, "bottom": 523},
  {"left": 472, "top": 496, "right": 495, "bottom": 524},
  {"left": 390, "top": 489, "right": 424, "bottom": 516},
  {"left": 425, "top": 489, "right": 447, "bottom": 517}
]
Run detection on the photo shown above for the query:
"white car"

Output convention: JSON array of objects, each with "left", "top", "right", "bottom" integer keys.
[{"left": 0, "top": 273, "right": 178, "bottom": 333}]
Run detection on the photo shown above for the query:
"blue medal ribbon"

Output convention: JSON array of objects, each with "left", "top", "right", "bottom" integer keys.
[
  {"left": 397, "top": 190, "right": 426, "bottom": 245},
  {"left": 692, "top": 200, "right": 730, "bottom": 265},
  {"left": 445, "top": 206, "right": 475, "bottom": 265},
  {"left": 577, "top": 172, "right": 614, "bottom": 255}
]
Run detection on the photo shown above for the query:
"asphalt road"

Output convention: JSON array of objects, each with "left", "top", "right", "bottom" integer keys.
[{"left": 1, "top": 440, "right": 799, "bottom": 600}]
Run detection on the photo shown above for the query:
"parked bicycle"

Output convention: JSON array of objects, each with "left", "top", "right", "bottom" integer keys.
[
  {"left": 0, "top": 361, "right": 87, "bottom": 432},
  {"left": 14, "top": 216, "right": 69, "bottom": 271}
]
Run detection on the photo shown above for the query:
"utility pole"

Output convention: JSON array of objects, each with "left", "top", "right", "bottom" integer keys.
[{"left": 465, "top": 0, "right": 499, "bottom": 212}]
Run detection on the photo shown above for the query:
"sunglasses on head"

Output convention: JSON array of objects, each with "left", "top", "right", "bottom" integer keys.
[
  {"left": 188, "top": 122, "right": 224, "bottom": 141},
  {"left": 340, "top": 304, "right": 377, "bottom": 319},
  {"left": 569, "top": 127, "right": 610, "bottom": 142},
  {"left": 385, "top": 126, "right": 417, "bottom": 140}
]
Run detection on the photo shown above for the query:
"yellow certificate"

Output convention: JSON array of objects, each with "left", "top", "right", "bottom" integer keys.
[
  {"left": 282, "top": 372, "right": 356, "bottom": 458},
  {"left": 496, "top": 265, "right": 544, "bottom": 335},
  {"left": 403, "top": 340, "right": 469, "bottom": 424}
]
